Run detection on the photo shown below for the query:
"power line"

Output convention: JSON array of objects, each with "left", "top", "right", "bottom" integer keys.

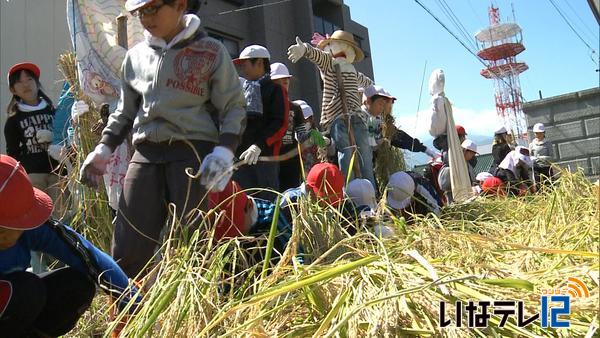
[
  {"left": 562, "top": 0, "right": 599, "bottom": 42},
  {"left": 434, "top": 0, "right": 478, "bottom": 52},
  {"left": 199, "top": 0, "right": 292, "bottom": 18},
  {"left": 413, "top": 0, "right": 528, "bottom": 104},
  {"left": 547, "top": 0, "right": 598, "bottom": 66}
]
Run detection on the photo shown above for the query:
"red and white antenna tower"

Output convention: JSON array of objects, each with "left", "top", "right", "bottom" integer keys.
[{"left": 475, "top": 5, "right": 528, "bottom": 143}]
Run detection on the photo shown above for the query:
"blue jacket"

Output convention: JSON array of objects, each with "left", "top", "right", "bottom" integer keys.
[{"left": 0, "top": 220, "right": 137, "bottom": 307}]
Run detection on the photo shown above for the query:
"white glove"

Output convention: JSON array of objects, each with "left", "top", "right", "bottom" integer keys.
[
  {"left": 199, "top": 146, "right": 234, "bottom": 192},
  {"left": 287, "top": 36, "right": 307, "bottom": 63},
  {"left": 71, "top": 100, "right": 89, "bottom": 123},
  {"left": 424, "top": 147, "right": 438, "bottom": 158},
  {"left": 47, "top": 144, "right": 68, "bottom": 162},
  {"left": 240, "top": 144, "right": 262, "bottom": 165},
  {"left": 80, "top": 143, "right": 112, "bottom": 189},
  {"left": 323, "top": 135, "right": 331, "bottom": 147},
  {"left": 36, "top": 129, "right": 53, "bottom": 144}
]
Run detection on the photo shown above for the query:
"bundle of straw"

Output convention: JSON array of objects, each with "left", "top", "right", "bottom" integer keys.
[
  {"left": 69, "top": 170, "right": 598, "bottom": 337},
  {"left": 374, "top": 112, "right": 406, "bottom": 194},
  {"left": 58, "top": 51, "right": 115, "bottom": 251}
]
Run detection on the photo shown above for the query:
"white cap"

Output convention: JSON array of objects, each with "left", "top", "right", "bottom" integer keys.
[
  {"left": 461, "top": 139, "right": 478, "bottom": 154},
  {"left": 494, "top": 126, "right": 507, "bottom": 135},
  {"left": 233, "top": 45, "right": 270, "bottom": 64},
  {"left": 270, "top": 62, "right": 292, "bottom": 80},
  {"left": 515, "top": 146, "right": 533, "bottom": 167},
  {"left": 533, "top": 123, "right": 545, "bottom": 133},
  {"left": 362, "top": 85, "right": 396, "bottom": 100},
  {"left": 346, "top": 178, "right": 377, "bottom": 210},
  {"left": 292, "top": 100, "right": 314, "bottom": 119},
  {"left": 476, "top": 172, "right": 493, "bottom": 182},
  {"left": 386, "top": 171, "right": 415, "bottom": 210},
  {"left": 125, "top": 0, "right": 153, "bottom": 11}
]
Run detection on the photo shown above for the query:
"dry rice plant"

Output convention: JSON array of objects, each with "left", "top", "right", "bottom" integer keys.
[{"left": 68, "top": 170, "right": 598, "bottom": 337}]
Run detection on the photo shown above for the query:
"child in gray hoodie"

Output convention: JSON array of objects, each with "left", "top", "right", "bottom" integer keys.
[{"left": 80, "top": 0, "right": 246, "bottom": 277}]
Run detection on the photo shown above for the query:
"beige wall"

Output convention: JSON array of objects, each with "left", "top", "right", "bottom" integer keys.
[{"left": 0, "top": 0, "right": 71, "bottom": 153}]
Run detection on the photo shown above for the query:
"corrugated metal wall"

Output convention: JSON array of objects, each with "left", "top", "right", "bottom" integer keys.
[{"left": 0, "top": 0, "right": 71, "bottom": 153}]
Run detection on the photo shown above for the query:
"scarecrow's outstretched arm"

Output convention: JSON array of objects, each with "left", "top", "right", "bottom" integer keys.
[{"left": 288, "top": 36, "right": 332, "bottom": 72}]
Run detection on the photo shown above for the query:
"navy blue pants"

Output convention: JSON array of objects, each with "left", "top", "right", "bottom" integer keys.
[{"left": 0, "top": 267, "right": 95, "bottom": 337}]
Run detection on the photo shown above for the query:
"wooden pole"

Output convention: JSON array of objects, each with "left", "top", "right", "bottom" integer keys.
[{"left": 116, "top": 14, "right": 128, "bottom": 49}]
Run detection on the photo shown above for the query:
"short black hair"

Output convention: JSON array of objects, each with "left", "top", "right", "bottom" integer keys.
[{"left": 249, "top": 58, "right": 270, "bottom": 75}]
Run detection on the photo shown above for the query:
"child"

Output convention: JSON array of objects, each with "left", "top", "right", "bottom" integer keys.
[
  {"left": 496, "top": 146, "right": 535, "bottom": 195},
  {"left": 0, "top": 155, "right": 137, "bottom": 337},
  {"left": 490, "top": 126, "right": 512, "bottom": 175},
  {"left": 437, "top": 140, "right": 479, "bottom": 204},
  {"left": 80, "top": 0, "right": 247, "bottom": 277},
  {"left": 208, "top": 180, "right": 295, "bottom": 264},
  {"left": 269, "top": 62, "right": 311, "bottom": 191},
  {"left": 233, "top": 46, "right": 288, "bottom": 200},
  {"left": 529, "top": 123, "right": 554, "bottom": 184},
  {"left": 386, "top": 171, "right": 442, "bottom": 222},
  {"left": 4, "top": 62, "right": 61, "bottom": 211}
]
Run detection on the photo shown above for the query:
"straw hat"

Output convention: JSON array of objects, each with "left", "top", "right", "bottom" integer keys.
[{"left": 317, "top": 30, "right": 365, "bottom": 62}]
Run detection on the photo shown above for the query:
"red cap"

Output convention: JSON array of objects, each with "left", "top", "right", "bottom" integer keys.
[
  {"left": 455, "top": 125, "right": 467, "bottom": 136},
  {"left": 0, "top": 155, "right": 53, "bottom": 230},
  {"left": 7, "top": 62, "right": 40, "bottom": 83},
  {"left": 482, "top": 177, "right": 505, "bottom": 196},
  {"left": 208, "top": 180, "right": 250, "bottom": 240},
  {"left": 306, "top": 163, "right": 345, "bottom": 206}
]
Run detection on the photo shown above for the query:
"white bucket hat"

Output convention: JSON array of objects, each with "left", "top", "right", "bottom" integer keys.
[
  {"left": 386, "top": 172, "right": 415, "bottom": 210},
  {"left": 494, "top": 126, "right": 507, "bottom": 135},
  {"left": 533, "top": 123, "right": 545, "bottom": 133},
  {"left": 461, "top": 139, "right": 478, "bottom": 154},
  {"left": 125, "top": 0, "right": 155, "bottom": 12},
  {"left": 346, "top": 178, "right": 377, "bottom": 210},
  {"left": 233, "top": 45, "right": 270, "bottom": 64},
  {"left": 292, "top": 100, "right": 314, "bottom": 119},
  {"left": 270, "top": 62, "right": 292, "bottom": 80}
]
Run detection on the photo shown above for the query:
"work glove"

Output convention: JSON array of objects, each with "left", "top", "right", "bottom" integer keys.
[
  {"left": 288, "top": 36, "right": 307, "bottom": 63},
  {"left": 199, "top": 146, "right": 234, "bottom": 192},
  {"left": 47, "top": 144, "right": 68, "bottom": 162},
  {"left": 35, "top": 129, "right": 53, "bottom": 144},
  {"left": 240, "top": 144, "right": 262, "bottom": 165},
  {"left": 80, "top": 143, "right": 112, "bottom": 189},
  {"left": 71, "top": 100, "right": 90, "bottom": 123},
  {"left": 424, "top": 147, "right": 438, "bottom": 158}
]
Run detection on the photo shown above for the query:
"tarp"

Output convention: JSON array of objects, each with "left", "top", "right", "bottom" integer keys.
[{"left": 66, "top": 0, "right": 144, "bottom": 209}]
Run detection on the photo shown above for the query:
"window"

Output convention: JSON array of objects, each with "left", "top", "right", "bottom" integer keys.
[
  {"left": 313, "top": 15, "right": 339, "bottom": 35},
  {"left": 207, "top": 31, "right": 240, "bottom": 59}
]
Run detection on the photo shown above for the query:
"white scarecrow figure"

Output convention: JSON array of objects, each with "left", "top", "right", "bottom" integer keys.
[
  {"left": 426, "top": 69, "right": 472, "bottom": 202},
  {"left": 288, "top": 30, "right": 376, "bottom": 188}
]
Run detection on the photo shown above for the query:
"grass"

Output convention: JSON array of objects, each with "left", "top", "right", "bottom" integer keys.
[{"left": 66, "top": 170, "right": 599, "bottom": 337}]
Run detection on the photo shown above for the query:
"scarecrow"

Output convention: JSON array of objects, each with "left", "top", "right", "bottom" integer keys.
[
  {"left": 425, "top": 69, "right": 472, "bottom": 202},
  {"left": 288, "top": 30, "right": 376, "bottom": 188}
]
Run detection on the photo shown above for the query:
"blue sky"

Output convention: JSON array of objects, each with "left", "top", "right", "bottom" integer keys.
[{"left": 345, "top": 0, "right": 599, "bottom": 152}]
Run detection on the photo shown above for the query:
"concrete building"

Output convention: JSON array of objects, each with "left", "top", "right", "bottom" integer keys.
[
  {"left": 523, "top": 87, "right": 600, "bottom": 179},
  {"left": 199, "top": 0, "right": 374, "bottom": 123},
  {"left": 0, "top": 0, "right": 374, "bottom": 153}
]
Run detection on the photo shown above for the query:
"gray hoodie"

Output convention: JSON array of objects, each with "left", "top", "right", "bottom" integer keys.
[{"left": 101, "top": 15, "right": 246, "bottom": 152}]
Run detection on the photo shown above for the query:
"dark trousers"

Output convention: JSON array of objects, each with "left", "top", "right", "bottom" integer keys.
[
  {"left": 0, "top": 268, "right": 95, "bottom": 337},
  {"left": 279, "top": 155, "right": 302, "bottom": 192},
  {"left": 112, "top": 141, "right": 212, "bottom": 278},
  {"left": 233, "top": 161, "right": 279, "bottom": 201}
]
